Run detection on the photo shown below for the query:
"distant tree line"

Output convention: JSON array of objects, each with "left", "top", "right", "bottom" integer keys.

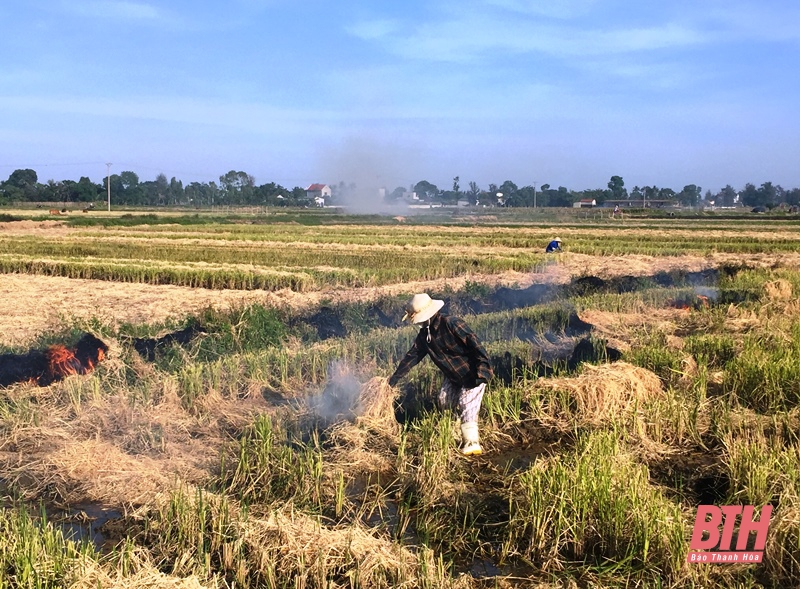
[
  {"left": 0, "top": 169, "right": 311, "bottom": 208},
  {"left": 2, "top": 168, "right": 799, "bottom": 210},
  {"left": 391, "top": 176, "right": 800, "bottom": 209}
]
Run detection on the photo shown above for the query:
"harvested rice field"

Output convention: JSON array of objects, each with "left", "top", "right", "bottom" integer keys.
[{"left": 1, "top": 207, "right": 800, "bottom": 588}]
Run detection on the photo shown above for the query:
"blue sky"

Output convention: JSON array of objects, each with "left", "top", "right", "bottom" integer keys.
[{"left": 1, "top": 0, "right": 798, "bottom": 194}]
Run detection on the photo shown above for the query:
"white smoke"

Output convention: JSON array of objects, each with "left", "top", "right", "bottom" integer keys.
[
  {"left": 315, "top": 136, "right": 424, "bottom": 215},
  {"left": 307, "top": 360, "right": 364, "bottom": 424}
]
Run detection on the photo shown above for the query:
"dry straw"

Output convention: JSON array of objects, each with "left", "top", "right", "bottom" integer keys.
[
  {"left": 243, "top": 508, "right": 426, "bottom": 586},
  {"left": 323, "top": 376, "right": 400, "bottom": 477},
  {"left": 356, "top": 376, "right": 398, "bottom": 426},
  {"left": 533, "top": 361, "right": 664, "bottom": 425},
  {"left": 764, "top": 278, "right": 794, "bottom": 300},
  {"left": 69, "top": 555, "right": 212, "bottom": 589}
]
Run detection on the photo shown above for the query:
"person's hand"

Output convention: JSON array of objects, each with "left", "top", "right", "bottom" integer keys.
[{"left": 388, "top": 375, "right": 399, "bottom": 387}]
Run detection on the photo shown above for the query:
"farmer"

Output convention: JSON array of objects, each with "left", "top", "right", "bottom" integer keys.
[
  {"left": 545, "top": 237, "right": 562, "bottom": 253},
  {"left": 388, "top": 293, "right": 493, "bottom": 456}
]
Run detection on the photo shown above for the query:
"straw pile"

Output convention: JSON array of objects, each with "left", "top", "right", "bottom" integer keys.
[
  {"left": 244, "top": 508, "right": 426, "bottom": 587},
  {"left": 764, "top": 505, "right": 800, "bottom": 585},
  {"left": 356, "top": 376, "right": 397, "bottom": 425},
  {"left": 7, "top": 436, "right": 182, "bottom": 506},
  {"left": 306, "top": 363, "right": 398, "bottom": 429},
  {"left": 323, "top": 376, "right": 400, "bottom": 476},
  {"left": 764, "top": 279, "right": 793, "bottom": 300},
  {"left": 70, "top": 559, "right": 211, "bottom": 589},
  {"left": 533, "top": 361, "right": 664, "bottom": 425}
]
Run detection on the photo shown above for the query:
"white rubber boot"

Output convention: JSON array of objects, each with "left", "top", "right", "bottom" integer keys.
[{"left": 460, "top": 422, "right": 483, "bottom": 456}]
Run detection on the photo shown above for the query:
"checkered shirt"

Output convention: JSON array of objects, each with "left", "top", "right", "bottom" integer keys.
[{"left": 389, "top": 313, "right": 493, "bottom": 388}]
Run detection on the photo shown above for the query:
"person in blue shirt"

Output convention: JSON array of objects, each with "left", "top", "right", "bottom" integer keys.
[{"left": 545, "top": 237, "right": 562, "bottom": 253}]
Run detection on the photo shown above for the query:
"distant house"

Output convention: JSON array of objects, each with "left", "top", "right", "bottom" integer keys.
[
  {"left": 573, "top": 198, "right": 597, "bottom": 208},
  {"left": 306, "top": 183, "right": 332, "bottom": 204}
]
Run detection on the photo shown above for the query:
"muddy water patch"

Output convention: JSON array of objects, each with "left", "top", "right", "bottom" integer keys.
[{"left": 47, "top": 502, "right": 124, "bottom": 550}]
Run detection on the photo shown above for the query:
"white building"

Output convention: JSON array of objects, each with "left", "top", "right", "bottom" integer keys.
[{"left": 306, "top": 183, "right": 332, "bottom": 203}]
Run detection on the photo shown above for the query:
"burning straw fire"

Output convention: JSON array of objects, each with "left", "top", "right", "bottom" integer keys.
[
  {"left": 0, "top": 334, "right": 108, "bottom": 387},
  {"left": 308, "top": 361, "right": 397, "bottom": 428}
]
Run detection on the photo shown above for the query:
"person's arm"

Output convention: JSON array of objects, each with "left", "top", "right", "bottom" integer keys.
[{"left": 388, "top": 335, "right": 427, "bottom": 386}]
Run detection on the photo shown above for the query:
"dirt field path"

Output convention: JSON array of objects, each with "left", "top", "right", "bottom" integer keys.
[{"left": 3, "top": 252, "right": 799, "bottom": 346}]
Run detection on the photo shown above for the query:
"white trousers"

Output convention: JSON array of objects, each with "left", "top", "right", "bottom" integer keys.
[{"left": 438, "top": 380, "right": 486, "bottom": 424}]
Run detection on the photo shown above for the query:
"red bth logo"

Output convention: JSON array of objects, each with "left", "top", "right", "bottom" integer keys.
[{"left": 686, "top": 505, "right": 772, "bottom": 563}]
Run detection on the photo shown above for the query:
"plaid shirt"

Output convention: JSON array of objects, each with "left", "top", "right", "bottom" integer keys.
[{"left": 389, "top": 313, "right": 493, "bottom": 389}]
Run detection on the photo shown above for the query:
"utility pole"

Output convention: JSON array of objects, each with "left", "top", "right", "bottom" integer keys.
[
  {"left": 533, "top": 181, "right": 537, "bottom": 209},
  {"left": 106, "top": 163, "right": 112, "bottom": 212}
]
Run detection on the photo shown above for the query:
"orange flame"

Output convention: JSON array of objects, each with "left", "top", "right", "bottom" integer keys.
[
  {"left": 46, "top": 345, "right": 81, "bottom": 379},
  {"left": 82, "top": 348, "right": 105, "bottom": 372}
]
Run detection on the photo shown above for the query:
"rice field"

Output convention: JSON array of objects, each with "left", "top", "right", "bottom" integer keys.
[{"left": 1, "top": 208, "right": 800, "bottom": 588}]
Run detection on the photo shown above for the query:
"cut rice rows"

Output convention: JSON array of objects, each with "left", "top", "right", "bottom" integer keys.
[{"left": 1, "top": 212, "right": 800, "bottom": 588}]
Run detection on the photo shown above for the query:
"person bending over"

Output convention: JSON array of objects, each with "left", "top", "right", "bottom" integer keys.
[
  {"left": 388, "top": 293, "right": 493, "bottom": 456},
  {"left": 545, "top": 237, "right": 562, "bottom": 253}
]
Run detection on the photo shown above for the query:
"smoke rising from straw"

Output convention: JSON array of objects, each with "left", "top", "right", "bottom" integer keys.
[
  {"left": 308, "top": 360, "right": 365, "bottom": 424},
  {"left": 316, "top": 136, "right": 423, "bottom": 215}
]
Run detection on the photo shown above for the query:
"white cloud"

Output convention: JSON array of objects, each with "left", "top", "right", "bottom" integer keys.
[
  {"left": 347, "top": 2, "right": 800, "bottom": 67},
  {"left": 481, "top": 0, "right": 600, "bottom": 19},
  {"left": 705, "top": 2, "right": 800, "bottom": 42},
  {"left": 345, "top": 18, "right": 401, "bottom": 40},
  {"left": 65, "top": 1, "right": 161, "bottom": 20},
  {"left": 349, "top": 13, "right": 706, "bottom": 63}
]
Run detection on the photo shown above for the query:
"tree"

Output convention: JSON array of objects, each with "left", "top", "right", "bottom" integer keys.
[
  {"left": 607, "top": 175, "right": 627, "bottom": 200},
  {"left": 498, "top": 180, "right": 519, "bottom": 206},
  {"left": 716, "top": 185, "right": 738, "bottom": 207},
  {"left": 516, "top": 185, "right": 536, "bottom": 207},
  {"left": 75, "top": 177, "right": 100, "bottom": 202},
  {"left": 549, "top": 186, "right": 574, "bottom": 208},
  {"left": 467, "top": 181, "right": 481, "bottom": 205},
  {"left": 642, "top": 185, "right": 658, "bottom": 202},
  {"left": 2, "top": 168, "right": 39, "bottom": 201},
  {"left": 219, "top": 171, "right": 255, "bottom": 205},
  {"left": 289, "top": 186, "right": 310, "bottom": 206},
  {"left": 413, "top": 180, "right": 439, "bottom": 201},
  {"left": 537, "top": 184, "right": 552, "bottom": 207},
  {"left": 155, "top": 173, "right": 169, "bottom": 206},
  {"left": 120, "top": 171, "right": 139, "bottom": 190},
  {"left": 386, "top": 186, "right": 406, "bottom": 202},
  {"left": 740, "top": 183, "right": 760, "bottom": 207},
  {"left": 677, "top": 184, "right": 702, "bottom": 207},
  {"left": 253, "top": 181, "right": 289, "bottom": 206},
  {"left": 118, "top": 171, "right": 143, "bottom": 205},
  {"left": 440, "top": 176, "right": 461, "bottom": 204},
  {"left": 6, "top": 168, "right": 38, "bottom": 189},
  {"left": 537, "top": 184, "right": 574, "bottom": 207},
  {"left": 758, "top": 182, "right": 778, "bottom": 207},
  {"left": 658, "top": 188, "right": 676, "bottom": 201},
  {"left": 499, "top": 180, "right": 518, "bottom": 197},
  {"left": 169, "top": 177, "right": 184, "bottom": 206}
]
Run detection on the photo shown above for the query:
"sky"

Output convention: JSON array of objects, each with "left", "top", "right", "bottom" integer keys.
[{"left": 1, "top": 0, "right": 799, "bottom": 195}]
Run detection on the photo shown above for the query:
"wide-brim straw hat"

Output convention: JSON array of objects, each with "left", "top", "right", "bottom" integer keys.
[
  {"left": 402, "top": 293, "right": 445, "bottom": 324},
  {"left": 554, "top": 237, "right": 562, "bottom": 242}
]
